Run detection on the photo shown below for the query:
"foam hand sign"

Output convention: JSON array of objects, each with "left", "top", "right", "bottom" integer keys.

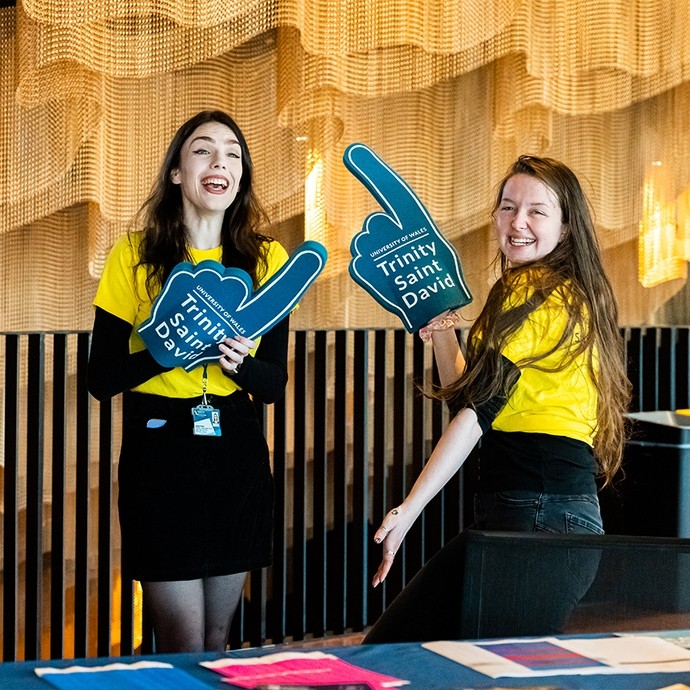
[
  {"left": 344, "top": 143, "right": 472, "bottom": 333},
  {"left": 138, "top": 240, "right": 327, "bottom": 370}
]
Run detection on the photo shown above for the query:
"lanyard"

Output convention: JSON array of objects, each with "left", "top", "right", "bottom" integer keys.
[
  {"left": 201, "top": 364, "right": 209, "bottom": 406},
  {"left": 192, "top": 364, "right": 221, "bottom": 436}
]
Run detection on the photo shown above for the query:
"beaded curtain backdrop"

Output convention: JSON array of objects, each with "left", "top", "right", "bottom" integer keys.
[{"left": 1, "top": 0, "right": 690, "bottom": 331}]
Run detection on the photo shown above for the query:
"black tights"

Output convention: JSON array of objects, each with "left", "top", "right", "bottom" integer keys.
[{"left": 142, "top": 572, "right": 247, "bottom": 653}]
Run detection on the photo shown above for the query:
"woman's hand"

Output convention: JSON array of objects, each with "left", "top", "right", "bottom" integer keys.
[
  {"left": 419, "top": 309, "right": 466, "bottom": 387},
  {"left": 418, "top": 309, "right": 461, "bottom": 343},
  {"left": 371, "top": 505, "right": 415, "bottom": 587},
  {"left": 371, "top": 409, "right": 483, "bottom": 588},
  {"left": 218, "top": 335, "right": 255, "bottom": 375}
]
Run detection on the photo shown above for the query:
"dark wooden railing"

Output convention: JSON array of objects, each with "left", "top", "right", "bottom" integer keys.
[{"left": 1, "top": 326, "right": 688, "bottom": 660}]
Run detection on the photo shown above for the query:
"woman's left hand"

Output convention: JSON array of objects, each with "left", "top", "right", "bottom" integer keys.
[
  {"left": 418, "top": 309, "right": 461, "bottom": 343},
  {"left": 218, "top": 335, "right": 255, "bottom": 375}
]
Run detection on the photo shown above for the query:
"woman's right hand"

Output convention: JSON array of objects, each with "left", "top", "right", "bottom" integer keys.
[{"left": 371, "top": 505, "right": 415, "bottom": 587}]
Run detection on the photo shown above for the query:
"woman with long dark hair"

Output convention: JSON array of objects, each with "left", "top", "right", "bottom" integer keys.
[{"left": 88, "top": 110, "right": 290, "bottom": 652}]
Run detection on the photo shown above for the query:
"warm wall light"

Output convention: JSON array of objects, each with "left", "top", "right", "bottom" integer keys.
[
  {"left": 676, "top": 185, "right": 690, "bottom": 263},
  {"left": 304, "top": 149, "right": 326, "bottom": 245},
  {"left": 638, "top": 161, "right": 686, "bottom": 287}
]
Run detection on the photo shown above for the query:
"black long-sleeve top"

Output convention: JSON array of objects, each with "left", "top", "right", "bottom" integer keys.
[{"left": 87, "top": 307, "right": 290, "bottom": 405}]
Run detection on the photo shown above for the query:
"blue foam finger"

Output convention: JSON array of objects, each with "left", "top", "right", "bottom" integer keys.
[
  {"left": 138, "top": 240, "right": 327, "bottom": 370},
  {"left": 344, "top": 143, "right": 472, "bottom": 332}
]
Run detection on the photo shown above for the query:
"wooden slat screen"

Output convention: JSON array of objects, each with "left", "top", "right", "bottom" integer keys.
[{"left": 0, "top": 327, "right": 683, "bottom": 659}]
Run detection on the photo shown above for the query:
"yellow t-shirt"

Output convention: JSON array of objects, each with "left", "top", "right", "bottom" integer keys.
[
  {"left": 94, "top": 232, "right": 289, "bottom": 398},
  {"left": 491, "top": 280, "right": 598, "bottom": 447}
]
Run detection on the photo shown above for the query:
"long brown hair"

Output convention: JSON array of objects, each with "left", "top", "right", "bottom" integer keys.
[
  {"left": 131, "top": 110, "right": 271, "bottom": 298},
  {"left": 441, "top": 155, "right": 630, "bottom": 485}
]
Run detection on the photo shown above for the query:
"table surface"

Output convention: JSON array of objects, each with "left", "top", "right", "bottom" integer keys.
[{"left": 4, "top": 631, "right": 690, "bottom": 690}]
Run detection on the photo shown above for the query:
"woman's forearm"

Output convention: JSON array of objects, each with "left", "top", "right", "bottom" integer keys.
[
  {"left": 87, "top": 308, "right": 171, "bottom": 400},
  {"left": 371, "top": 406, "right": 483, "bottom": 586},
  {"left": 401, "top": 407, "right": 481, "bottom": 518},
  {"left": 430, "top": 328, "right": 466, "bottom": 388}
]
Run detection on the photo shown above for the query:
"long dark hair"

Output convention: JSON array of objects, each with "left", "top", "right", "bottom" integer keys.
[
  {"left": 132, "top": 110, "right": 271, "bottom": 297},
  {"left": 441, "top": 155, "right": 630, "bottom": 485}
]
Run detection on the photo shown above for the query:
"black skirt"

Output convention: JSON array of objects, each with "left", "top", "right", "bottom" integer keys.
[{"left": 117, "top": 390, "right": 274, "bottom": 581}]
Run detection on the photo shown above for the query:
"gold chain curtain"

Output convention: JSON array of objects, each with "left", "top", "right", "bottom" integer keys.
[{"left": 2, "top": 0, "right": 690, "bottom": 331}]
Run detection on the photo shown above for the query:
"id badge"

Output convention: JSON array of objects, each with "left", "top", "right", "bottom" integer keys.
[{"left": 191, "top": 404, "right": 222, "bottom": 437}]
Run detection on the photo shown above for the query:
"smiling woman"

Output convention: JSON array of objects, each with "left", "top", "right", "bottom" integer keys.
[
  {"left": 170, "top": 122, "right": 243, "bottom": 228},
  {"left": 371, "top": 155, "right": 632, "bottom": 593},
  {"left": 494, "top": 174, "right": 565, "bottom": 265},
  {"left": 86, "top": 110, "right": 292, "bottom": 654}
]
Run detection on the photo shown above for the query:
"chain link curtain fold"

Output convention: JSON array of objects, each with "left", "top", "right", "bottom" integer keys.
[{"left": 2, "top": 0, "right": 690, "bottom": 331}]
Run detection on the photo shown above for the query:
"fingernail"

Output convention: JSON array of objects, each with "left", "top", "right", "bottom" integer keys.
[{"left": 374, "top": 538, "right": 381, "bottom": 544}]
